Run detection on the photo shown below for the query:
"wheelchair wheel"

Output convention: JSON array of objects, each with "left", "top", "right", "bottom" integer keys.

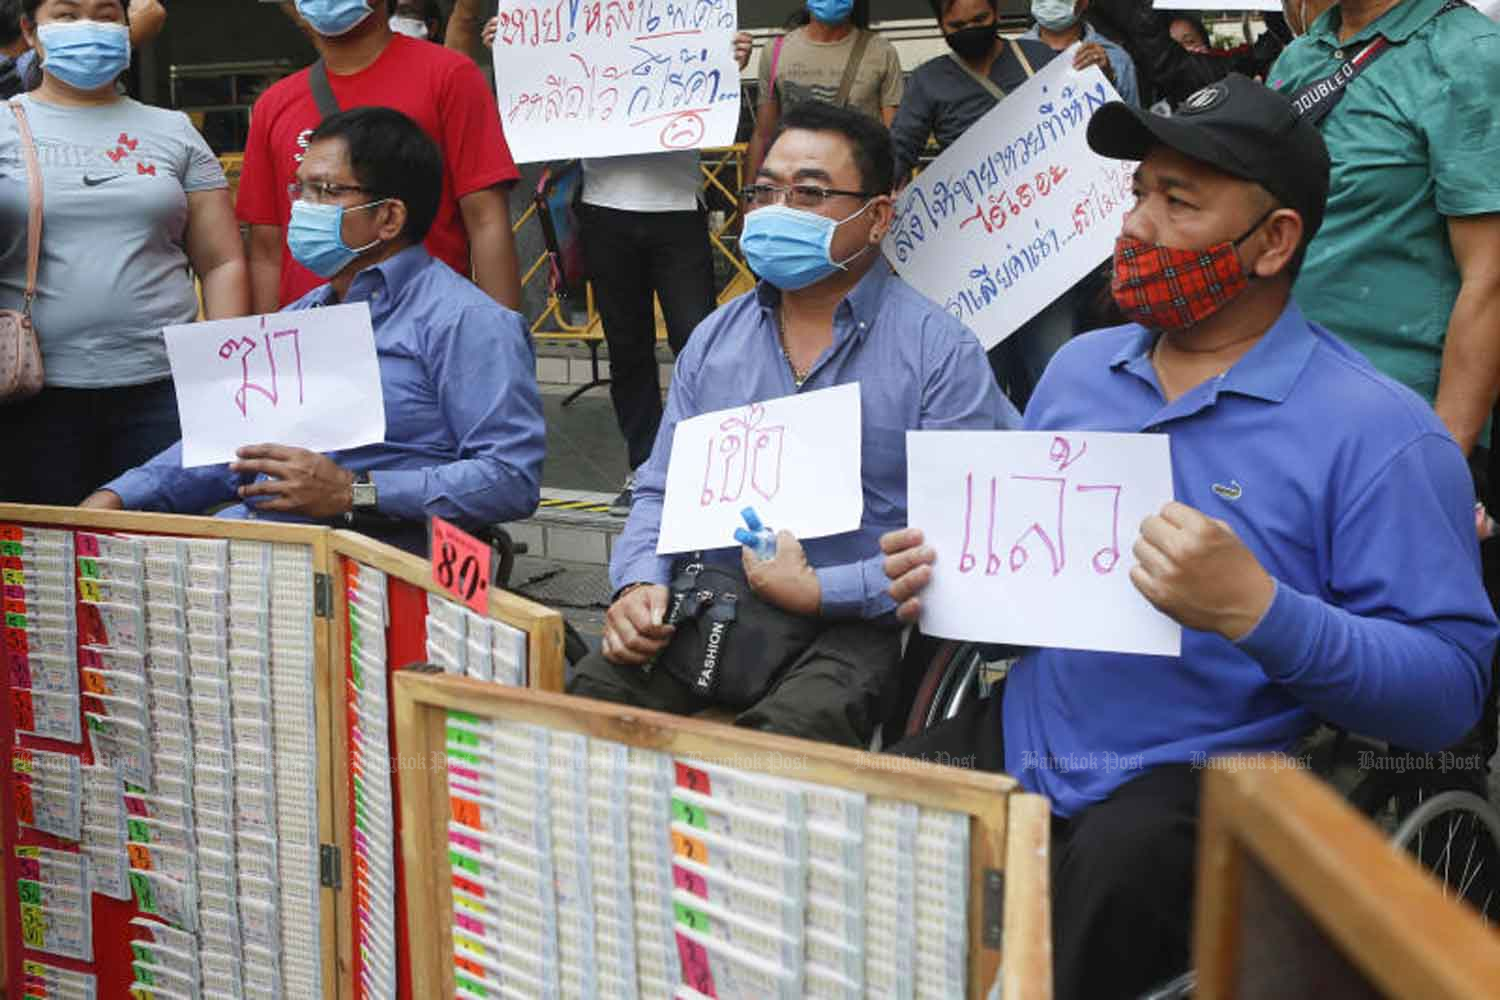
[
  {"left": 903, "top": 641, "right": 986, "bottom": 739},
  {"left": 1389, "top": 789, "right": 1500, "bottom": 923}
]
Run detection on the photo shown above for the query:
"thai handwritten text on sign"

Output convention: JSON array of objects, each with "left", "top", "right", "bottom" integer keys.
[
  {"left": 164, "top": 302, "right": 385, "bottom": 468},
  {"left": 493, "top": 0, "right": 742, "bottom": 163},
  {"left": 657, "top": 384, "right": 863, "bottom": 555},
  {"left": 884, "top": 53, "right": 1132, "bottom": 350},
  {"left": 906, "top": 430, "right": 1181, "bottom": 656}
]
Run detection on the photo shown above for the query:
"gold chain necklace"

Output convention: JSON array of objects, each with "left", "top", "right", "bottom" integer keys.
[{"left": 776, "top": 306, "right": 811, "bottom": 386}]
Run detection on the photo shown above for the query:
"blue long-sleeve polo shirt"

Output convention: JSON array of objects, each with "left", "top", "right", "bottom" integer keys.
[
  {"left": 103, "top": 245, "right": 545, "bottom": 551},
  {"left": 1008, "top": 301, "right": 1497, "bottom": 817},
  {"left": 610, "top": 262, "right": 1020, "bottom": 619}
]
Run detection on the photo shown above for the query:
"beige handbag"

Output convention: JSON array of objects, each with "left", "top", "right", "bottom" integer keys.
[{"left": 0, "top": 99, "right": 44, "bottom": 403}]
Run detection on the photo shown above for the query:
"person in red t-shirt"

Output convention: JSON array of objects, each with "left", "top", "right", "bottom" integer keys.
[{"left": 241, "top": 0, "right": 521, "bottom": 311}]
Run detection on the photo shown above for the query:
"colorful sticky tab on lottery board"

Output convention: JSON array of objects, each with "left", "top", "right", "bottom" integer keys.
[
  {"left": 21, "top": 959, "right": 97, "bottom": 1000},
  {"left": 15, "top": 846, "right": 93, "bottom": 961},
  {"left": 13, "top": 748, "right": 83, "bottom": 841}
]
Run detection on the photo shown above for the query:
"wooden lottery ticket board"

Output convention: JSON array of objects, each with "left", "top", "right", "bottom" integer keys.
[
  {"left": 1193, "top": 756, "right": 1500, "bottom": 999},
  {"left": 0, "top": 504, "right": 565, "bottom": 1000},
  {"left": 394, "top": 671, "right": 1055, "bottom": 1000}
]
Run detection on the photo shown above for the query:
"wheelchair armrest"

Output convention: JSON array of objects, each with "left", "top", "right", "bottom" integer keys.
[{"left": 477, "top": 523, "right": 528, "bottom": 589}]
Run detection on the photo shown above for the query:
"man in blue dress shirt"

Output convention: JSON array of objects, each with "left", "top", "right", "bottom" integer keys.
[
  {"left": 570, "top": 102, "right": 1019, "bottom": 748},
  {"left": 883, "top": 76, "right": 1497, "bottom": 998},
  {"left": 83, "top": 108, "right": 544, "bottom": 556}
]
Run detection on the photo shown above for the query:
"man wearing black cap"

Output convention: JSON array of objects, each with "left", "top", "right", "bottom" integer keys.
[{"left": 881, "top": 75, "right": 1496, "bottom": 998}]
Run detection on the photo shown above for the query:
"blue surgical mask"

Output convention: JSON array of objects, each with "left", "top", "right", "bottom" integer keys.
[
  {"left": 287, "top": 198, "right": 388, "bottom": 278},
  {"left": 806, "top": 0, "right": 855, "bottom": 25},
  {"left": 1031, "top": 0, "right": 1081, "bottom": 31},
  {"left": 296, "top": 0, "right": 374, "bottom": 37},
  {"left": 741, "top": 202, "right": 874, "bottom": 291},
  {"left": 35, "top": 21, "right": 130, "bottom": 92}
]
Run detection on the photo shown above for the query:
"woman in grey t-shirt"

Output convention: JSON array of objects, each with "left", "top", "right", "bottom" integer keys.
[{"left": 0, "top": 0, "right": 249, "bottom": 505}]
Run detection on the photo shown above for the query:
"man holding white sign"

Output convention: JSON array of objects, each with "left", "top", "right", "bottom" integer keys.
[
  {"left": 883, "top": 77, "right": 1496, "bottom": 998},
  {"left": 569, "top": 103, "right": 1017, "bottom": 748},
  {"left": 84, "top": 109, "right": 545, "bottom": 557}
]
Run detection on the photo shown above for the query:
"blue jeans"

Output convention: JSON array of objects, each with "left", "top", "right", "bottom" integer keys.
[{"left": 0, "top": 378, "right": 181, "bottom": 506}]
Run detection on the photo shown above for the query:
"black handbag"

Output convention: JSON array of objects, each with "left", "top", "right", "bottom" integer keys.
[{"left": 657, "top": 561, "right": 822, "bottom": 710}]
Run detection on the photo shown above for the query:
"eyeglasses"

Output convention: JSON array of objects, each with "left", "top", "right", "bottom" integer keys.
[
  {"left": 288, "top": 180, "right": 371, "bottom": 203},
  {"left": 740, "top": 183, "right": 874, "bottom": 209}
]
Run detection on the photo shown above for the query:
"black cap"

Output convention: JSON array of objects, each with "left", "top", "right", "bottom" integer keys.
[{"left": 1086, "top": 74, "right": 1331, "bottom": 240}]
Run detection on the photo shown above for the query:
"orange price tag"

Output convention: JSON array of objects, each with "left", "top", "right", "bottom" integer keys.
[
  {"left": 671, "top": 829, "right": 707, "bottom": 864},
  {"left": 128, "top": 843, "right": 153, "bottom": 871},
  {"left": 450, "top": 795, "right": 480, "bottom": 828},
  {"left": 430, "top": 516, "right": 491, "bottom": 615}
]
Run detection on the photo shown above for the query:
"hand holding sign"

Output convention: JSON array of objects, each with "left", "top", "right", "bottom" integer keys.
[
  {"left": 904, "top": 430, "right": 1180, "bottom": 656},
  {"left": 232, "top": 444, "right": 355, "bottom": 518},
  {"left": 1131, "top": 501, "right": 1275, "bottom": 642},
  {"left": 164, "top": 302, "right": 384, "bottom": 467}
]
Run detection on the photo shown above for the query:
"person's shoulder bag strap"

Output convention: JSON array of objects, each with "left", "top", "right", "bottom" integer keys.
[
  {"left": 9, "top": 100, "right": 42, "bottom": 320},
  {"left": 308, "top": 58, "right": 341, "bottom": 121},
  {"left": 834, "top": 28, "right": 873, "bottom": 108},
  {"left": 1289, "top": 0, "right": 1464, "bottom": 126},
  {"left": 1010, "top": 37, "right": 1037, "bottom": 79},
  {"left": 946, "top": 36, "right": 1034, "bottom": 103}
]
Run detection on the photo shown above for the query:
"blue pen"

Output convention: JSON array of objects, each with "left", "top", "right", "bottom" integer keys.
[{"left": 734, "top": 507, "right": 778, "bottom": 561}]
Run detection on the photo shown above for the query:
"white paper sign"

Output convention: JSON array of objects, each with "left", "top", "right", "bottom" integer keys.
[
  {"left": 1154, "top": 0, "right": 1282, "bottom": 11},
  {"left": 884, "top": 53, "right": 1134, "bottom": 350},
  {"left": 906, "top": 430, "right": 1181, "bottom": 656},
  {"left": 657, "top": 384, "right": 863, "bottom": 555},
  {"left": 491, "top": 0, "right": 742, "bottom": 163},
  {"left": 164, "top": 303, "right": 385, "bottom": 468}
]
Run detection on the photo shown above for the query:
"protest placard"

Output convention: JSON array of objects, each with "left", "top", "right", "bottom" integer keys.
[
  {"left": 884, "top": 52, "right": 1133, "bottom": 350},
  {"left": 1154, "top": 0, "right": 1282, "bottom": 11},
  {"left": 657, "top": 384, "right": 863, "bottom": 555},
  {"left": 164, "top": 303, "right": 385, "bottom": 468},
  {"left": 491, "top": 0, "right": 742, "bottom": 163},
  {"left": 906, "top": 430, "right": 1181, "bottom": 656}
]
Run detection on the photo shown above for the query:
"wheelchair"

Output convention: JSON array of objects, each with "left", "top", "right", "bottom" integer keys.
[
  {"left": 482, "top": 523, "right": 591, "bottom": 668},
  {"left": 893, "top": 634, "right": 1500, "bottom": 1000}
]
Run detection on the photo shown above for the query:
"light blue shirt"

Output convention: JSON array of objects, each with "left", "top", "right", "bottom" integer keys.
[
  {"left": 1006, "top": 301, "right": 1496, "bottom": 817},
  {"left": 611, "top": 263, "right": 1020, "bottom": 619},
  {"left": 104, "top": 246, "right": 545, "bottom": 550},
  {"left": 1021, "top": 23, "right": 1140, "bottom": 107}
]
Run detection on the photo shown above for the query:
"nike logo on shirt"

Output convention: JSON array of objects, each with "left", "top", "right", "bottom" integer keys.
[{"left": 82, "top": 174, "right": 125, "bottom": 187}]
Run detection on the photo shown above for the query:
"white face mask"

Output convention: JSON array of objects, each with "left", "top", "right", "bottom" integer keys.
[
  {"left": 1032, "top": 0, "right": 1081, "bottom": 31},
  {"left": 388, "top": 15, "right": 429, "bottom": 39}
]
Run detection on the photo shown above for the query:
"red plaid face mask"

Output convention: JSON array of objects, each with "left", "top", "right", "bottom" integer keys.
[{"left": 1111, "top": 219, "right": 1265, "bottom": 332}]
